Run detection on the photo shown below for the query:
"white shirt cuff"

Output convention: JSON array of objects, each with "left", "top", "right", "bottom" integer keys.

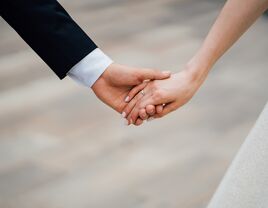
[{"left": 67, "top": 48, "right": 113, "bottom": 87}]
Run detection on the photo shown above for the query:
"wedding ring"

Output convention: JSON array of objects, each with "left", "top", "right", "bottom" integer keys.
[{"left": 141, "top": 90, "right": 145, "bottom": 96}]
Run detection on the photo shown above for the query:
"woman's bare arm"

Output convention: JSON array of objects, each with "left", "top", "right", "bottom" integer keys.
[
  {"left": 189, "top": 0, "right": 268, "bottom": 81},
  {"left": 123, "top": 0, "right": 268, "bottom": 125}
]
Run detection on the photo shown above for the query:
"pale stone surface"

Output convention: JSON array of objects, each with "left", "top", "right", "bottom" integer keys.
[{"left": 0, "top": 0, "right": 267, "bottom": 208}]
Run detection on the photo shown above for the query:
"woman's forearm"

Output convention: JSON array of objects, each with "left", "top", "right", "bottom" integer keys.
[{"left": 188, "top": 0, "right": 268, "bottom": 81}]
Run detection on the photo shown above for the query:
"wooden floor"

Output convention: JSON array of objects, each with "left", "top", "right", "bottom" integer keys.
[{"left": 0, "top": 0, "right": 267, "bottom": 207}]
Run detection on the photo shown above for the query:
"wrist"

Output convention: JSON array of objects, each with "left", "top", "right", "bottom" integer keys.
[
  {"left": 185, "top": 54, "right": 213, "bottom": 86},
  {"left": 91, "top": 63, "right": 113, "bottom": 92}
]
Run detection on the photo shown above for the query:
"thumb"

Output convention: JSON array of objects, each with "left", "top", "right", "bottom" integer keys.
[{"left": 138, "top": 68, "right": 171, "bottom": 81}]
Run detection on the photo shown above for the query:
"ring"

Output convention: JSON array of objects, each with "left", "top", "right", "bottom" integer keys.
[{"left": 140, "top": 90, "right": 145, "bottom": 96}]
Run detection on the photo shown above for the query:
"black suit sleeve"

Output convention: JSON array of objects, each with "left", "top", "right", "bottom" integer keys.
[{"left": 0, "top": 0, "right": 97, "bottom": 79}]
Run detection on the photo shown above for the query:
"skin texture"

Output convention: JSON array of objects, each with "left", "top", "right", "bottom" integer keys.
[
  {"left": 124, "top": 0, "right": 268, "bottom": 125},
  {"left": 91, "top": 63, "right": 171, "bottom": 125}
]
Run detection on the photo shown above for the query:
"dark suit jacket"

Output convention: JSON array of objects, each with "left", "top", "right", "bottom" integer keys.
[{"left": 0, "top": 0, "right": 97, "bottom": 79}]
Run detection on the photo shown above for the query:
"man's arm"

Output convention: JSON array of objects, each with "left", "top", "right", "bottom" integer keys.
[
  {"left": 0, "top": 0, "right": 111, "bottom": 83},
  {"left": 0, "top": 0, "right": 171, "bottom": 119}
]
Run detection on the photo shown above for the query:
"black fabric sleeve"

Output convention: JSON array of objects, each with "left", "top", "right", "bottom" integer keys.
[{"left": 0, "top": 0, "right": 97, "bottom": 79}]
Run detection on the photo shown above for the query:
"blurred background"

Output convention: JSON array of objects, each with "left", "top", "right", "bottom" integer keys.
[{"left": 0, "top": 0, "right": 267, "bottom": 207}]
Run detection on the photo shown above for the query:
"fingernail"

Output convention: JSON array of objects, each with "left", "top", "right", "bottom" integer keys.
[
  {"left": 147, "top": 117, "right": 155, "bottom": 122},
  {"left": 122, "top": 112, "right": 126, "bottom": 118},
  {"left": 124, "top": 119, "right": 129, "bottom": 126},
  {"left": 162, "top": 71, "right": 171, "bottom": 75},
  {"left": 130, "top": 119, "right": 133, "bottom": 125},
  {"left": 125, "top": 96, "right": 130, "bottom": 102}
]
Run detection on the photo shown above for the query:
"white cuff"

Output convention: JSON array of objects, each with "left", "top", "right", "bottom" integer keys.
[{"left": 67, "top": 48, "right": 113, "bottom": 87}]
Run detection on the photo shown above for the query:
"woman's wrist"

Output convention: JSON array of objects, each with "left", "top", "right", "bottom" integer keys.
[{"left": 184, "top": 59, "right": 211, "bottom": 87}]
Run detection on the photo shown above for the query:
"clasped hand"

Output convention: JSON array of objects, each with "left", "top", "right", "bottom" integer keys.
[
  {"left": 92, "top": 63, "right": 202, "bottom": 126},
  {"left": 122, "top": 65, "right": 203, "bottom": 126}
]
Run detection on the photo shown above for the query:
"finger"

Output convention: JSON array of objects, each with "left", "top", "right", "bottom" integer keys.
[
  {"left": 128, "top": 97, "right": 155, "bottom": 124},
  {"left": 156, "top": 105, "right": 163, "bottom": 114},
  {"left": 127, "top": 91, "right": 155, "bottom": 123},
  {"left": 138, "top": 91, "right": 174, "bottom": 109},
  {"left": 124, "top": 82, "right": 148, "bottom": 103},
  {"left": 139, "top": 108, "right": 149, "bottom": 120},
  {"left": 137, "top": 105, "right": 156, "bottom": 121},
  {"left": 122, "top": 91, "right": 144, "bottom": 119},
  {"left": 154, "top": 102, "right": 178, "bottom": 118},
  {"left": 126, "top": 93, "right": 153, "bottom": 124},
  {"left": 127, "top": 106, "right": 140, "bottom": 125},
  {"left": 145, "top": 105, "right": 156, "bottom": 116},
  {"left": 138, "top": 69, "right": 171, "bottom": 82},
  {"left": 144, "top": 105, "right": 162, "bottom": 119},
  {"left": 134, "top": 118, "right": 144, "bottom": 126},
  {"left": 137, "top": 96, "right": 162, "bottom": 110},
  {"left": 126, "top": 87, "right": 157, "bottom": 122},
  {"left": 127, "top": 94, "right": 150, "bottom": 124}
]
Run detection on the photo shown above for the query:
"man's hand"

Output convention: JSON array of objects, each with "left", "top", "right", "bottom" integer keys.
[{"left": 91, "top": 63, "right": 171, "bottom": 125}]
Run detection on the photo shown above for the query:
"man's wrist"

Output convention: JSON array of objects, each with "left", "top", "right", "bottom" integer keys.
[{"left": 91, "top": 63, "right": 114, "bottom": 91}]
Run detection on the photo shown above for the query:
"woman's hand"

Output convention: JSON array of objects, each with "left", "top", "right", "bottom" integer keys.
[{"left": 122, "top": 67, "right": 205, "bottom": 125}]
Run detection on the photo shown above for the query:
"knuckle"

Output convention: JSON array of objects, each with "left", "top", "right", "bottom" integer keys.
[
  {"left": 141, "top": 109, "right": 146, "bottom": 115},
  {"left": 147, "top": 106, "right": 155, "bottom": 114}
]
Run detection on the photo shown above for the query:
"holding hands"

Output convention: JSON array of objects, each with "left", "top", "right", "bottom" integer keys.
[
  {"left": 122, "top": 64, "right": 205, "bottom": 126},
  {"left": 92, "top": 62, "right": 204, "bottom": 126},
  {"left": 91, "top": 63, "right": 171, "bottom": 125}
]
